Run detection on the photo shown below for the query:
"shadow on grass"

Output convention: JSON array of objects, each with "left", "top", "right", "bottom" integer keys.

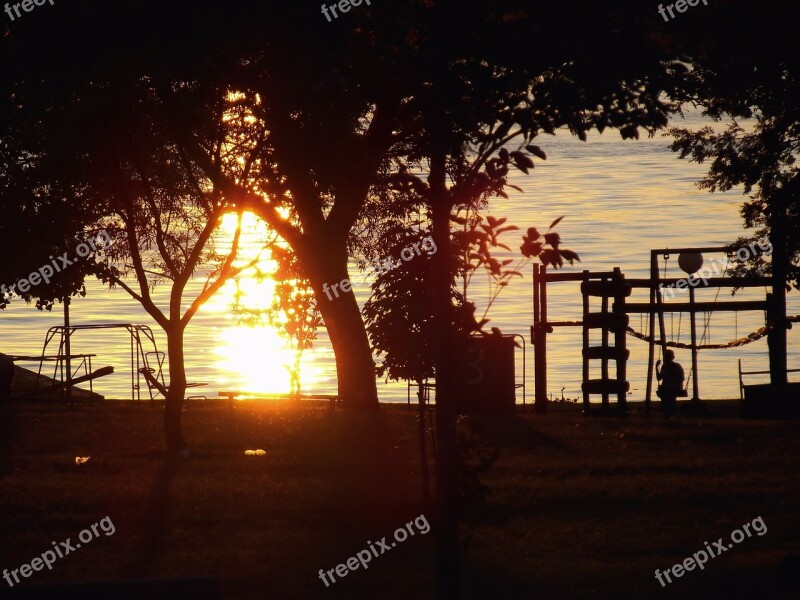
[
  {"left": 464, "top": 414, "right": 573, "bottom": 454},
  {"left": 125, "top": 454, "right": 185, "bottom": 577},
  {"left": 326, "top": 409, "right": 424, "bottom": 520},
  {"left": 0, "top": 402, "right": 20, "bottom": 479},
  {"left": 461, "top": 566, "right": 546, "bottom": 600}
]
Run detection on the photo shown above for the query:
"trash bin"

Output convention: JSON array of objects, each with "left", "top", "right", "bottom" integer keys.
[{"left": 460, "top": 335, "right": 517, "bottom": 414}]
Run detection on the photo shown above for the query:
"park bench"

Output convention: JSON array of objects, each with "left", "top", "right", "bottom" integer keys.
[
  {"left": 218, "top": 390, "right": 338, "bottom": 411},
  {"left": 738, "top": 359, "right": 800, "bottom": 400}
]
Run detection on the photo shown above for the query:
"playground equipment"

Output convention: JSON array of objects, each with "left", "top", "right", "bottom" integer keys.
[
  {"left": 532, "top": 246, "right": 797, "bottom": 415},
  {"left": 532, "top": 265, "right": 633, "bottom": 414},
  {"left": 35, "top": 323, "right": 166, "bottom": 402},
  {"left": 20, "top": 366, "right": 114, "bottom": 401},
  {"left": 639, "top": 246, "right": 778, "bottom": 406},
  {"left": 580, "top": 268, "right": 631, "bottom": 411}
]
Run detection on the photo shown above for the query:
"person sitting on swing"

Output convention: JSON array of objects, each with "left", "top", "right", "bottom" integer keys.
[{"left": 656, "top": 350, "right": 684, "bottom": 417}]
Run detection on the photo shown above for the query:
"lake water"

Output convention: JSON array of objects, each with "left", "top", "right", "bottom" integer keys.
[{"left": 2, "top": 111, "right": 798, "bottom": 402}]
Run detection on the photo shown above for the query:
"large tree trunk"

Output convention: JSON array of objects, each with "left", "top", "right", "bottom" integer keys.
[
  {"left": 768, "top": 194, "right": 789, "bottom": 388},
  {"left": 305, "top": 242, "right": 379, "bottom": 409},
  {"left": 164, "top": 323, "right": 188, "bottom": 454}
]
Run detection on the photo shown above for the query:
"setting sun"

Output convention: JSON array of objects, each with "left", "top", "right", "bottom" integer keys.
[
  {"left": 214, "top": 325, "right": 295, "bottom": 393},
  {"left": 197, "top": 211, "right": 324, "bottom": 396}
]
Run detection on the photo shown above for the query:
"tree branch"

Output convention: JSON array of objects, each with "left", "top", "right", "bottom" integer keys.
[
  {"left": 181, "top": 256, "right": 260, "bottom": 328},
  {"left": 107, "top": 272, "right": 169, "bottom": 330},
  {"left": 128, "top": 149, "right": 180, "bottom": 277}
]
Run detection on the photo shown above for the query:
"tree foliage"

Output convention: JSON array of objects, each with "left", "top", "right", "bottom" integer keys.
[{"left": 666, "top": 0, "right": 800, "bottom": 287}]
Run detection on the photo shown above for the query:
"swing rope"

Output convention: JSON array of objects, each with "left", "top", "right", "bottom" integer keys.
[
  {"left": 683, "top": 255, "right": 729, "bottom": 389},
  {"left": 660, "top": 253, "right": 669, "bottom": 362},
  {"left": 698, "top": 255, "right": 729, "bottom": 347}
]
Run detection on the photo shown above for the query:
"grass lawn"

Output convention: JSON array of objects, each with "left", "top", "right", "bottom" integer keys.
[{"left": 1, "top": 399, "right": 799, "bottom": 599}]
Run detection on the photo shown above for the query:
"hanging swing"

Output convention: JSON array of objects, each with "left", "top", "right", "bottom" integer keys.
[{"left": 656, "top": 253, "right": 688, "bottom": 397}]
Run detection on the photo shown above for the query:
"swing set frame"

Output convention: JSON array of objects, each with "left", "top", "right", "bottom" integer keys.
[
  {"left": 531, "top": 245, "right": 783, "bottom": 416},
  {"left": 637, "top": 246, "right": 775, "bottom": 414}
]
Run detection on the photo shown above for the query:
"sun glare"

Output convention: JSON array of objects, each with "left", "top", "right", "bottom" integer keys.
[
  {"left": 198, "top": 211, "right": 322, "bottom": 396},
  {"left": 214, "top": 326, "right": 295, "bottom": 393}
]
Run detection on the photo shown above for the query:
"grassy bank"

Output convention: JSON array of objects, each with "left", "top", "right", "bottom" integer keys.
[{"left": 1, "top": 400, "right": 798, "bottom": 599}]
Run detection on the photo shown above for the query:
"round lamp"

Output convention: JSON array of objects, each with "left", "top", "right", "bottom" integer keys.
[{"left": 678, "top": 251, "right": 704, "bottom": 274}]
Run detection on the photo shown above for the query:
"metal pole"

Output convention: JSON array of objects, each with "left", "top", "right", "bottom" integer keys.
[
  {"left": 657, "top": 264, "right": 669, "bottom": 357},
  {"left": 533, "top": 263, "right": 539, "bottom": 342},
  {"left": 534, "top": 265, "right": 548, "bottom": 414},
  {"left": 582, "top": 270, "right": 590, "bottom": 413},
  {"left": 645, "top": 254, "right": 657, "bottom": 415},
  {"left": 689, "top": 286, "right": 700, "bottom": 400},
  {"left": 601, "top": 279, "right": 610, "bottom": 411},
  {"left": 613, "top": 268, "right": 627, "bottom": 411},
  {"left": 64, "top": 297, "right": 72, "bottom": 404},
  {"left": 532, "top": 264, "right": 539, "bottom": 413}
]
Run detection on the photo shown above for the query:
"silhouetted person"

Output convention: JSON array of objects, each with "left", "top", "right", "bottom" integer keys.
[
  {"left": 656, "top": 350, "right": 684, "bottom": 417},
  {"left": 0, "top": 354, "right": 14, "bottom": 400}
]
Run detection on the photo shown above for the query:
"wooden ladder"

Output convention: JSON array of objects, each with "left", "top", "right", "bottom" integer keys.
[{"left": 581, "top": 267, "right": 631, "bottom": 414}]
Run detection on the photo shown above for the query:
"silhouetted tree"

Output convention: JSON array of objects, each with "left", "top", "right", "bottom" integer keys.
[
  {"left": 393, "top": 2, "right": 684, "bottom": 593},
  {"left": 1, "top": 50, "right": 268, "bottom": 452},
  {"left": 668, "top": 0, "right": 800, "bottom": 386},
  {"left": 0, "top": 122, "right": 103, "bottom": 310}
]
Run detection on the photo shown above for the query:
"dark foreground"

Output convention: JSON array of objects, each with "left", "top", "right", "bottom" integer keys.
[{"left": 0, "top": 400, "right": 799, "bottom": 599}]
